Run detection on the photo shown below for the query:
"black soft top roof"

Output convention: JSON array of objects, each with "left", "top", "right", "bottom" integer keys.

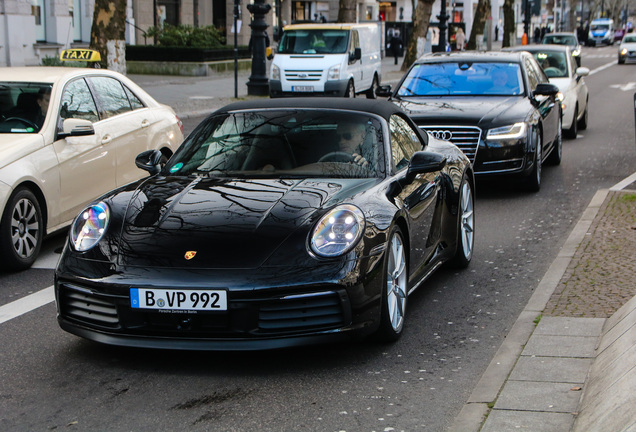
[{"left": 212, "top": 98, "right": 407, "bottom": 122}]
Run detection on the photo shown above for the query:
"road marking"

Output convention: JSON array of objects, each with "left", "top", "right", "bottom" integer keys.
[
  {"left": 588, "top": 60, "right": 617, "bottom": 75},
  {"left": 0, "top": 286, "right": 55, "bottom": 325},
  {"left": 609, "top": 82, "right": 636, "bottom": 91}
]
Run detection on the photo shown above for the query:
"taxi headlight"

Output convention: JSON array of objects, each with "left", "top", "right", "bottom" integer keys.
[
  {"left": 271, "top": 64, "right": 280, "bottom": 80},
  {"left": 310, "top": 205, "right": 365, "bottom": 257},
  {"left": 328, "top": 64, "right": 341, "bottom": 80},
  {"left": 70, "top": 202, "right": 110, "bottom": 252},
  {"left": 487, "top": 122, "right": 528, "bottom": 140}
]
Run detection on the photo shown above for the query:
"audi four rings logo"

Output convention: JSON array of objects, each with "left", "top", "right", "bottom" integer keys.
[{"left": 430, "top": 130, "right": 453, "bottom": 141}]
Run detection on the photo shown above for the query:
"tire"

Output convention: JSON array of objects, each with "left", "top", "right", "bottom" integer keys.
[
  {"left": 547, "top": 116, "right": 563, "bottom": 165},
  {"left": 366, "top": 74, "right": 379, "bottom": 99},
  {"left": 565, "top": 105, "right": 578, "bottom": 139},
  {"left": 522, "top": 129, "right": 542, "bottom": 192},
  {"left": 375, "top": 227, "right": 408, "bottom": 342},
  {"left": 450, "top": 175, "right": 474, "bottom": 268},
  {"left": 0, "top": 187, "right": 44, "bottom": 272},
  {"left": 578, "top": 101, "right": 588, "bottom": 130},
  {"left": 344, "top": 80, "right": 355, "bottom": 98}
]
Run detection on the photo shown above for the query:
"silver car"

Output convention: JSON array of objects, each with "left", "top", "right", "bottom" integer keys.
[{"left": 506, "top": 45, "right": 589, "bottom": 139}]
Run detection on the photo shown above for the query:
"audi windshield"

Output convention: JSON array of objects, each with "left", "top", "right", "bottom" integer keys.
[{"left": 396, "top": 62, "right": 525, "bottom": 97}]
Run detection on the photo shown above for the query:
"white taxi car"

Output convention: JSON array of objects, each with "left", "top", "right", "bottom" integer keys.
[{"left": 0, "top": 67, "right": 184, "bottom": 271}]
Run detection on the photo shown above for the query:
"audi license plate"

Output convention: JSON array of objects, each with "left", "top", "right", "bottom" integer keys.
[
  {"left": 292, "top": 86, "right": 313, "bottom": 92},
  {"left": 130, "top": 288, "right": 227, "bottom": 311}
]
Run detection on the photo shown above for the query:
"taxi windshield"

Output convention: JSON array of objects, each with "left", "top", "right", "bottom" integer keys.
[{"left": 0, "top": 82, "right": 53, "bottom": 133}]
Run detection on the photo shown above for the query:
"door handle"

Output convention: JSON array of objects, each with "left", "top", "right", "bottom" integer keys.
[
  {"left": 101, "top": 135, "right": 113, "bottom": 145},
  {"left": 141, "top": 119, "right": 150, "bottom": 128}
]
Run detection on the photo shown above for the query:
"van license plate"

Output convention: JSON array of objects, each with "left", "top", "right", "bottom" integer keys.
[
  {"left": 292, "top": 86, "right": 313, "bottom": 92},
  {"left": 130, "top": 288, "right": 227, "bottom": 311}
]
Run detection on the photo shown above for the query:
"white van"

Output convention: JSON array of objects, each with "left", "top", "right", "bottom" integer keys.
[{"left": 269, "top": 23, "right": 382, "bottom": 98}]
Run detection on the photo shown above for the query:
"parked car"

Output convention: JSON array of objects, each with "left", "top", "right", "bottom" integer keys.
[
  {"left": 505, "top": 45, "right": 589, "bottom": 139},
  {"left": 377, "top": 51, "right": 562, "bottom": 191},
  {"left": 541, "top": 32, "right": 582, "bottom": 66},
  {"left": 0, "top": 67, "right": 183, "bottom": 271},
  {"left": 618, "top": 33, "right": 636, "bottom": 64},
  {"left": 54, "top": 98, "right": 475, "bottom": 350}
]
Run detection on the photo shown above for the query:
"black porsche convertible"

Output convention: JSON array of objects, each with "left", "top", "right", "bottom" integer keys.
[{"left": 54, "top": 98, "right": 475, "bottom": 350}]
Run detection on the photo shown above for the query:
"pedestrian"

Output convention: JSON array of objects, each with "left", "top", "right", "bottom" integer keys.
[
  {"left": 534, "top": 27, "right": 541, "bottom": 43},
  {"left": 389, "top": 30, "right": 403, "bottom": 65},
  {"left": 494, "top": 25, "right": 499, "bottom": 42},
  {"left": 455, "top": 27, "right": 466, "bottom": 51}
]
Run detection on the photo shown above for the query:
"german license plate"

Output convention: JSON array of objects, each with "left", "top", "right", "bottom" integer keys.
[
  {"left": 292, "top": 86, "right": 313, "bottom": 92},
  {"left": 130, "top": 288, "right": 227, "bottom": 311}
]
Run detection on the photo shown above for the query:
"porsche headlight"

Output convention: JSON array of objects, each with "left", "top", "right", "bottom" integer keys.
[
  {"left": 310, "top": 205, "right": 365, "bottom": 257},
  {"left": 70, "top": 202, "right": 110, "bottom": 252},
  {"left": 487, "top": 122, "right": 527, "bottom": 140}
]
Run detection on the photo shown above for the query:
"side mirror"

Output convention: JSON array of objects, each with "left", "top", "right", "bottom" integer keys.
[
  {"left": 376, "top": 85, "right": 393, "bottom": 98},
  {"left": 534, "top": 83, "right": 560, "bottom": 97},
  {"left": 575, "top": 66, "right": 590, "bottom": 77},
  {"left": 135, "top": 149, "right": 163, "bottom": 176},
  {"left": 58, "top": 118, "right": 95, "bottom": 139},
  {"left": 407, "top": 151, "right": 447, "bottom": 179},
  {"left": 350, "top": 48, "right": 362, "bottom": 62}
]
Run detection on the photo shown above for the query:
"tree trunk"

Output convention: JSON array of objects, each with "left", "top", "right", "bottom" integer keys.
[
  {"left": 401, "top": 0, "right": 435, "bottom": 72},
  {"left": 466, "top": 0, "right": 491, "bottom": 50},
  {"left": 337, "top": 0, "right": 357, "bottom": 23},
  {"left": 502, "top": 0, "right": 515, "bottom": 48},
  {"left": 90, "top": 0, "right": 128, "bottom": 73}
]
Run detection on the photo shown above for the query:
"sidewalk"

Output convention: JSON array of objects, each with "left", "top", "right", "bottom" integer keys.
[
  {"left": 452, "top": 179, "right": 636, "bottom": 432},
  {"left": 128, "top": 55, "right": 406, "bottom": 120}
]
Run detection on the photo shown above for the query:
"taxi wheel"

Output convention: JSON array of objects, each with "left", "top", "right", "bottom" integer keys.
[
  {"left": 0, "top": 187, "right": 43, "bottom": 272},
  {"left": 565, "top": 106, "right": 578, "bottom": 139}
]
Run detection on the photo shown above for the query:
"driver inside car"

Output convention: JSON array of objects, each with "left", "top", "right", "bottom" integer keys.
[{"left": 338, "top": 122, "right": 369, "bottom": 167}]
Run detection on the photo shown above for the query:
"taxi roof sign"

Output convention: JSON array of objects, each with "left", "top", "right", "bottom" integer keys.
[{"left": 60, "top": 49, "right": 101, "bottom": 62}]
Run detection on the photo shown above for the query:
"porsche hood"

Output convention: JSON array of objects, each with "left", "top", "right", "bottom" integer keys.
[{"left": 110, "top": 176, "right": 372, "bottom": 269}]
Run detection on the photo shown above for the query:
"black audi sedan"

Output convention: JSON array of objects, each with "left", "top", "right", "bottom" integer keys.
[
  {"left": 378, "top": 51, "right": 562, "bottom": 191},
  {"left": 54, "top": 98, "right": 475, "bottom": 351}
]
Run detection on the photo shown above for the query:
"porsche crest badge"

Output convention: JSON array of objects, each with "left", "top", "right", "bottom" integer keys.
[{"left": 184, "top": 251, "right": 197, "bottom": 260}]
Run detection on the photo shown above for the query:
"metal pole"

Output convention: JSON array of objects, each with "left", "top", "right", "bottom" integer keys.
[{"left": 234, "top": 0, "right": 240, "bottom": 98}]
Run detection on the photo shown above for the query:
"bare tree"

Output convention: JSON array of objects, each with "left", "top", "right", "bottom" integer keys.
[
  {"left": 502, "top": 0, "right": 515, "bottom": 48},
  {"left": 466, "top": 0, "right": 491, "bottom": 50},
  {"left": 89, "top": 0, "right": 127, "bottom": 73},
  {"left": 401, "top": 0, "right": 436, "bottom": 71}
]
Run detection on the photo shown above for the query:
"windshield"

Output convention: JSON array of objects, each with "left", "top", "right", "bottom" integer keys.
[
  {"left": 623, "top": 35, "right": 636, "bottom": 43},
  {"left": 278, "top": 29, "right": 350, "bottom": 54},
  {"left": 543, "top": 35, "right": 577, "bottom": 46},
  {"left": 532, "top": 51, "right": 568, "bottom": 77},
  {"left": 591, "top": 24, "right": 610, "bottom": 31},
  {"left": 0, "top": 82, "right": 53, "bottom": 133},
  {"left": 397, "top": 62, "right": 524, "bottom": 96},
  {"left": 165, "top": 110, "right": 385, "bottom": 179}
]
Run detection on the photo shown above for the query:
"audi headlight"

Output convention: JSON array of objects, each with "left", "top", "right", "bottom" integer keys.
[
  {"left": 271, "top": 64, "right": 280, "bottom": 80},
  {"left": 487, "top": 122, "right": 527, "bottom": 140},
  {"left": 310, "top": 205, "right": 365, "bottom": 257},
  {"left": 70, "top": 202, "right": 110, "bottom": 252},
  {"left": 328, "top": 64, "right": 341, "bottom": 80}
]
